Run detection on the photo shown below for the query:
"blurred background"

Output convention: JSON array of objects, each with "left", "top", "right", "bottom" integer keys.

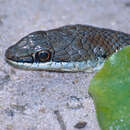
[{"left": 0, "top": 0, "right": 130, "bottom": 130}]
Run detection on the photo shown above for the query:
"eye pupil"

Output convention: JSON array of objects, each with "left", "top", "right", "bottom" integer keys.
[{"left": 39, "top": 52, "right": 48, "bottom": 59}]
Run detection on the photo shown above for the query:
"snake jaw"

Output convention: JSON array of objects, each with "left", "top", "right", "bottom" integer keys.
[{"left": 5, "top": 57, "right": 105, "bottom": 72}]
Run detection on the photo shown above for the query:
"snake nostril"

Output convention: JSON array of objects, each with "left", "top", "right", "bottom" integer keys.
[
  {"left": 5, "top": 48, "right": 11, "bottom": 59},
  {"left": 5, "top": 45, "right": 17, "bottom": 60}
]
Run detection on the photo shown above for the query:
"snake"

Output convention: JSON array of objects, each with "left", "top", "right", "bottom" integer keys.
[{"left": 5, "top": 24, "right": 130, "bottom": 72}]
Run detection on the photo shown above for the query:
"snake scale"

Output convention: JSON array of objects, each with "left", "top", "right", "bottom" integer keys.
[{"left": 5, "top": 24, "right": 130, "bottom": 72}]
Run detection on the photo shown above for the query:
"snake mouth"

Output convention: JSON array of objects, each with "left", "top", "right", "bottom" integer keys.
[{"left": 5, "top": 57, "right": 105, "bottom": 72}]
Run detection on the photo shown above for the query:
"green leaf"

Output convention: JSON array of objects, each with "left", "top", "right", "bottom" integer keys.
[{"left": 89, "top": 46, "right": 130, "bottom": 130}]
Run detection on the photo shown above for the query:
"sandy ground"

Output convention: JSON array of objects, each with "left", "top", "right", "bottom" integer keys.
[{"left": 0, "top": 0, "right": 130, "bottom": 130}]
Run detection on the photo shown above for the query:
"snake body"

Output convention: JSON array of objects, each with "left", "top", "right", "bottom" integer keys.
[{"left": 5, "top": 24, "right": 130, "bottom": 72}]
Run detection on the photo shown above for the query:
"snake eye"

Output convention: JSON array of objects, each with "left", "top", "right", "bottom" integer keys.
[{"left": 35, "top": 50, "right": 51, "bottom": 62}]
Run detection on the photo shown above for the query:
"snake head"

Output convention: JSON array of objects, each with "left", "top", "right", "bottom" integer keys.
[{"left": 5, "top": 25, "right": 108, "bottom": 72}]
